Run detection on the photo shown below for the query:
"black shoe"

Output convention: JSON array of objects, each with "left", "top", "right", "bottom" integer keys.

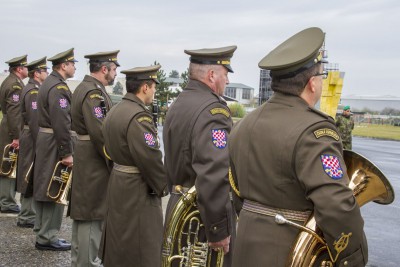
[
  {"left": 17, "top": 221, "right": 35, "bottom": 228},
  {"left": 1, "top": 207, "right": 21, "bottom": 214},
  {"left": 35, "top": 240, "right": 71, "bottom": 251}
]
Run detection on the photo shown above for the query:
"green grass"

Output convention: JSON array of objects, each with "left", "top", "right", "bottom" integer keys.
[{"left": 353, "top": 123, "right": 400, "bottom": 141}]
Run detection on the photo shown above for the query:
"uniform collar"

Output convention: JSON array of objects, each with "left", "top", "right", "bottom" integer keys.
[
  {"left": 28, "top": 78, "right": 40, "bottom": 87},
  {"left": 50, "top": 70, "right": 65, "bottom": 82},
  {"left": 186, "top": 79, "right": 223, "bottom": 102},
  {"left": 123, "top": 92, "right": 148, "bottom": 110},
  {"left": 83, "top": 75, "right": 105, "bottom": 90}
]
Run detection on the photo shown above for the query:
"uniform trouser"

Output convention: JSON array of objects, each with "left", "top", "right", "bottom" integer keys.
[
  {"left": 17, "top": 195, "right": 36, "bottom": 224},
  {"left": 0, "top": 177, "right": 18, "bottom": 210},
  {"left": 34, "top": 201, "right": 65, "bottom": 244},
  {"left": 71, "top": 220, "right": 103, "bottom": 267}
]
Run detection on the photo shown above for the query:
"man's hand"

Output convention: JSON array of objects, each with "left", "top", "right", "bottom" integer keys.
[
  {"left": 61, "top": 155, "right": 73, "bottom": 167},
  {"left": 209, "top": 235, "right": 231, "bottom": 254},
  {"left": 11, "top": 139, "right": 19, "bottom": 149}
]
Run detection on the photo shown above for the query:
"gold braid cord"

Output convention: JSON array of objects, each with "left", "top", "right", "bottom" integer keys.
[{"left": 229, "top": 167, "right": 241, "bottom": 197}]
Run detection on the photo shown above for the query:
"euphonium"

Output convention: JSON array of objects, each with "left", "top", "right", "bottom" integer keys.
[
  {"left": 162, "top": 185, "right": 224, "bottom": 267},
  {"left": 46, "top": 161, "right": 73, "bottom": 205},
  {"left": 276, "top": 150, "right": 395, "bottom": 267},
  {"left": 0, "top": 144, "right": 18, "bottom": 179}
]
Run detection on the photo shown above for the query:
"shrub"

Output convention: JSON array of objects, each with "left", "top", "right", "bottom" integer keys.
[{"left": 229, "top": 103, "right": 246, "bottom": 118}]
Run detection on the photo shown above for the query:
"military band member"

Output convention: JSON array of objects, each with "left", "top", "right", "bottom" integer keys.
[
  {"left": 0, "top": 55, "right": 28, "bottom": 214},
  {"left": 33, "top": 48, "right": 77, "bottom": 251},
  {"left": 229, "top": 28, "right": 368, "bottom": 267},
  {"left": 16, "top": 57, "right": 49, "bottom": 228},
  {"left": 163, "top": 46, "right": 237, "bottom": 266},
  {"left": 99, "top": 65, "right": 168, "bottom": 267},
  {"left": 70, "top": 50, "right": 119, "bottom": 267}
]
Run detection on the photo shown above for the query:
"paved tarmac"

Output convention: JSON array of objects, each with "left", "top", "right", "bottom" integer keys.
[{"left": 0, "top": 136, "right": 398, "bottom": 266}]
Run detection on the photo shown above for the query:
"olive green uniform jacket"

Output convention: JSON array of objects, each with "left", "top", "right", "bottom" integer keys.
[
  {"left": 70, "top": 75, "right": 112, "bottom": 220},
  {"left": 336, "top": 114, "right": 354, "bottom": 150},
  {"left": 230, "top": 92, "right": 368, "bottom": 267},
  {"left": 0, "top": 72, "right": 24, "bottom": 177},
  {"left": 163, "top": 79, "right": 234, "bottom": 266},
  {"left": 99, "top": 93, "right": 167, "bottom": 267},
  {"left": 33, "top": 71, "right": 74, "bottom": 202},
  {"left": 16, "top": 78, "right": 40, "bottom": 195}
]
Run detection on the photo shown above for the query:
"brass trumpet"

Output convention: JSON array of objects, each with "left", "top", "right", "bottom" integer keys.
[
  {"left": 0, "top": 144, "right": 18, "bottom": 179},
  {"left": 46, "top": 161, "right": 73, "bottom": 205}
]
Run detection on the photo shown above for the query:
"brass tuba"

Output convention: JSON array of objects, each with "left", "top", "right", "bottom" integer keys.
[
  {"left": 46, "top": 161, "right": 73, "bottom": 205},
  {"left": 0, "top": 144, "right": 18, "bottom": 179},
  {"left": 162, "top": 185, "right": 224, "bottom": 267},
  {"left": 276, "top": 150, "right": 395, "bottom": 267}
]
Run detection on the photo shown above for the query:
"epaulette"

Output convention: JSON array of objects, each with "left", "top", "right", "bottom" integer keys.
[
  {"left": 209, "top": 107, "right": 230, "bottom": 118},
  {"left": 309, "top": 107, "right": 333, "bottom": 120},
  {"left": 12, "top": 85, "right": 22, "bottom": 90},
  {"left": 137, "top": 115, "right": 153, "bottom": 124},
  {"left": 56, "top": 85, "right": 70, "bottom": 91},
  {"left": 89, "top": 93, "right": 104, "bottom": 100}
]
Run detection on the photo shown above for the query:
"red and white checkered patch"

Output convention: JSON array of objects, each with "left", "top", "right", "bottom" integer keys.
[
  {"left": 144, "top": 132, "right": 156, "bottom": 147},
  {"left": 211, "top": 129, "right": 227, "bottom": 149},
  {"left": 31, "top": 101, "right": 37, "bottom": 110},
  {"left": 320, "top": 154, "right": 343, "bottom": 179},
  {"left": 12, "top": 94, "right": 20, "bottom": 102},
  {"left": 93, "top": 106, "right": 104, "bottom": 118},
  {"left": 59, "top": 98, "right": 68, "bottom": 109}
]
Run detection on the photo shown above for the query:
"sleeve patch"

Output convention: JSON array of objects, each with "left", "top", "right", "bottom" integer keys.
[
  {"left": 89, "top": 94, "right": 104, "bottom": 100},
  {"left": 313, "top": 128, "right": 339, "bottom": 141},
  {"left": 210, "top": 108, "right": 230, "bottom": 118},
  {"left": 12, "top": 85, "right": 22, "bottom": 90},
  {"left": 59, "top": 98, "right": 68, "bottom": 109},
  {"left": 320, "top": 154, "right": 343, "bottom": 179},
  {"left": 211, "top": 129, "right": 227, "bottom": 149},
  {"left": 144, "top": 132, "right": 156, "bottom": 147},
  {"left": 137, "top": 116, "right": 153, "bottom": 124},
  {"left": 31, "top": 101, "right": 37, "bottom": 110},
  {"left": 93, "top": 106, "right": 104, "bottom": 118},
  {"left": 57, "top": 85, "right": 69, "bottom": 91},
  {"left": 12, "top": 94, "right": 20, "bottom": 102}
]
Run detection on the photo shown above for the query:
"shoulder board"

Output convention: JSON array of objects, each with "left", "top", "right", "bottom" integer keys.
[
  {"left": 309, "top": 107, "right": 333, "bottom": 120},
  {"left": 313, "top": 128, "right": 340, "bottom": 141},
  {"left": 12, "top": 85, "right": 22, "bottom": 90},
  {"left": 56, "top": 85, "right": 70, "bottom": 91},
  {"left": 89, "top": 93, "right": 104, "bottom": 100},
  {"left": 137, "top": 116, "right": 153, "bottom": 124},
  {"left": 210, "top": 107, "right": 230, "bottom": 118},
  {"left": 30, "top": 90, "right": 38, "bottom": 95}
]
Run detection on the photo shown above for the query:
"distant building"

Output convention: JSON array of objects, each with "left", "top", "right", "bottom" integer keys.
[
  {"left": 165, "top": 77, "right": 184, "bottom": 93},
  {"left": 224, "top": 82, "right": 255, "bottom": 106},
  {"left": 258, "top": 69, "right": 273, "bottom": 105},
  {"left": 340, "top": 95, "right": 400, "bottom": 111}
]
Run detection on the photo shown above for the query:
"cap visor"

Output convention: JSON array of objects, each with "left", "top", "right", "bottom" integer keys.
[{"left": 225, "top": 64, "right": 234, "bottom": 73}]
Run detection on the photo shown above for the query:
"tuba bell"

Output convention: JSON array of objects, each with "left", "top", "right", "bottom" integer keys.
[
  {"left": 276, "top": 150, "right": 395, "bottom": 267},
  {"left": 0, "top": 144, "right": 18, "bottom": 179},
  {"left": 46, "top": 161, "right": 73, "bottom": 205},
  {"left": 162, "top": 185, "right": 224, "bottom": 267}
]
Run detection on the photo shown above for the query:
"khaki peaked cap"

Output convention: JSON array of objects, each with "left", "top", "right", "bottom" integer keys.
[
  {"left": 184, "top": 45, "right": 237, "bottom": 73},
  {"left": 259, "top": 27, "right": 328, "bottom": 78},
  {"left": 84, "top": 50, "right": 120, "bottom": 67},
  {"left": 121, "top": 64, "right": 161, "bottom": 84},
  {"left": 26, "top": 57, "right": 48, "bottom": 71},
  {"left": 48, "top": 48, "right": 78, "bottom": 65},
  {"left": 6, "top": 55, "right": 28, "bottom": 67}
]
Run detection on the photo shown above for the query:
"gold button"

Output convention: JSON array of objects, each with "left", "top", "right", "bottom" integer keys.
[
  {"left": 344, "top": 261, "right": 348, "bottom": 266},
  {"left": 213, "top": 227, "right": 217, "bottom": 230}
]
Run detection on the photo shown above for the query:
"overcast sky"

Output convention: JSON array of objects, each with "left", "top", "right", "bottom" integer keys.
[{"left": 1, "top": 0, "right": 399, "bottom": 96}]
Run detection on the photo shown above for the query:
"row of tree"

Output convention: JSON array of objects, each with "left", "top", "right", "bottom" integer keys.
[{"left": 112, "top": 62, "right": 189, "bottom": 108}]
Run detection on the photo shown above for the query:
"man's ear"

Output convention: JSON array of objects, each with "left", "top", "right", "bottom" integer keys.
[{"left": 307, "top": 77, "right": 316, "bottom": 93}]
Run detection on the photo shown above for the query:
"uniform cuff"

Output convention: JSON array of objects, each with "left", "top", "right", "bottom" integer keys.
[
  {"left": 58, "top": 143, "right": 73, "bottom": 158},
  {"left": 206, "top": 217, "right": 230, "bottom": 242}
]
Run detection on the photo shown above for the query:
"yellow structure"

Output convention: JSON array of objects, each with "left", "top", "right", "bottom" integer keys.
[{"left": 320, "top": 70, "right": 345, "bottom": 118}]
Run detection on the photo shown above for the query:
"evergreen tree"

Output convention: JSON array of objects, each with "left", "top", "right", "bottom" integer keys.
[
  {"left": 180, "top": 68, "right": 189, "bottom": 89},
  {"left": 169, "top": 70, "right": 180, "bottom": 78},
  {"left": 153, "top": 61, "right": 174, "bottom": 106},
  {"left": 112, "top": 81, "right": 123, "bottom": 95}
]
